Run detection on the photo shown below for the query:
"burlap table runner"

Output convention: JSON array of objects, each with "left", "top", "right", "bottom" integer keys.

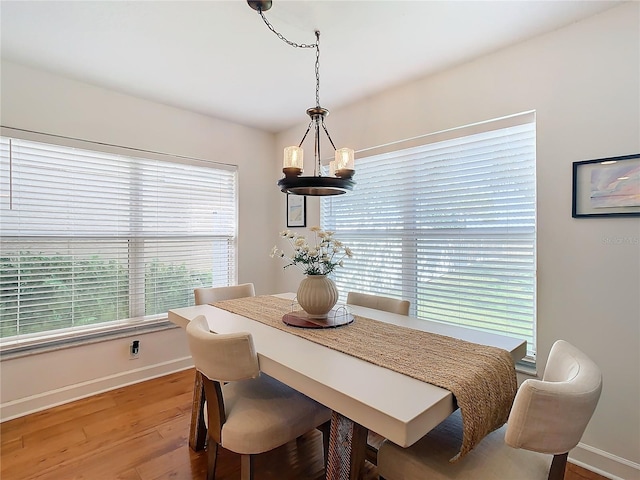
[{"left": 212, "top": 295, "right": 517, "bottom": 460}]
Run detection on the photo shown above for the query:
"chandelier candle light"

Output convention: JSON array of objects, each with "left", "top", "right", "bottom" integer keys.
[
  {"left": 248, "top": 0, "right": 356, "bottom": 196},
  {"left": 271, "top": 227, "right": 353, "bottom": 319}
]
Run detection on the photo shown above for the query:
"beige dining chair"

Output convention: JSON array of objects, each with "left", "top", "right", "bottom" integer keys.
[
  {"left": 186, "top": 315, "right": 331, "bottom": 480},
  {"left": 190, "top": 283, "right": 256, "bottom": 451},
  {"left": 377, "top": 339, "right": 603, "bottom": 480},
  {"left": 346, "top": 291, "right": 410, "bottom": 466},
  {"left": 194, "top": 282, "right": 256, "bottom": 305},
  {"left": 193, "top": 282, "right": 332, "bottom": 462},
  {"left": 346, "top": 292, "right": 410, "bottom": 316}
]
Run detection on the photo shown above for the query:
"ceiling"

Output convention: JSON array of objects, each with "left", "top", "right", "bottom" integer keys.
[{"left": 1, "top": 0, "right": 621, "bottom": 133}]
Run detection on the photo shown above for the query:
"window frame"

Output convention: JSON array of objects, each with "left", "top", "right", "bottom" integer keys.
[
  {"left": 321, "top": 112, "right": 537, "bottom": 362},
  {"left": 0, "top": 127, "right": 238, "bottom": 355}
]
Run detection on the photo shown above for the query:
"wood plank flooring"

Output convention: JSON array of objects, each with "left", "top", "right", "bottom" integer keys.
[{"left": 1, "top": 369, "right": 607, "bottom": 480}]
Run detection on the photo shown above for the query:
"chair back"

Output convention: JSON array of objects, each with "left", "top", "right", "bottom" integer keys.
[
  {"left": 505, "top": 340, "right": 602, "bottom": 454},
  {"left": 194, "top": 283, "right": 255, "bottom": 305},
  {"left": 186, "top": 315, "right": 260, "bottom": 382},
  {"left": 346, "top": 291, "right": 410, "bottom": 316}
]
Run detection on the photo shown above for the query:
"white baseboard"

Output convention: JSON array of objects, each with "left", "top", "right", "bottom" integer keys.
[
  {"left": 0, "top": 356, "right": 194, "bottom": 422},
  {"left": 570, "top": 443, "right": 640, "bottom": 480}
]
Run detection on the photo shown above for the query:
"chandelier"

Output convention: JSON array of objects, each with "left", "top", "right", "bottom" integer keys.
[{"left": 248, "top": 0, "right": 355, "bottom": 196}]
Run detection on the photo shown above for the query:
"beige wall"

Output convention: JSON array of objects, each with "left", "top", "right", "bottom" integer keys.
[
  {"left": 0, "top": 61, "right": 280, "bottom": 292},
  {"left": 274, "top": 3, "right": 639, "bottom": 477},
  {"left": 0, "top": 61, "right": 282, "bottom": 419}
]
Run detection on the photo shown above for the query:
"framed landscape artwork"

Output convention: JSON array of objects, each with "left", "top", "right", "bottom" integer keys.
[
  {"left": 286, "top": 194, "right": 306, "bottom": 227},
  {"left": 572, "top": 154, "right": 640, "bottom": 217}
]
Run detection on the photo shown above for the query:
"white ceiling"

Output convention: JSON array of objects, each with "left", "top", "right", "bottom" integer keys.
[{"left": 1, "top": 0, "right": 621, "bottom": 133}]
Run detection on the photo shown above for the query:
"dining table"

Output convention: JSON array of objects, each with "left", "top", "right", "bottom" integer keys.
[{"left": 168, "top": 293, "right": 527, "bottom": 480}]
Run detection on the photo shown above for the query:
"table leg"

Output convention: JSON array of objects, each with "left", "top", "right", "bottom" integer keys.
[
  {"left": 326, "top": 411, "right": 368, "bottom": 480},
  {"left": 188, "top": 370, "right": 207, "bottom": 451}
]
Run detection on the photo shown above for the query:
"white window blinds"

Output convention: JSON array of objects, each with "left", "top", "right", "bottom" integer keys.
[
  {"left": 0, "top": 132, "right": 237, "bottom": 347},
  {"left": 321, "top": 115, "right": 536, "bottom": 359}
]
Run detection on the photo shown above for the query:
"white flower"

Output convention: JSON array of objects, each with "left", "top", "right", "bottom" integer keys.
[{"left": 270, "top": 227, "right": 353, "bottom": 275}]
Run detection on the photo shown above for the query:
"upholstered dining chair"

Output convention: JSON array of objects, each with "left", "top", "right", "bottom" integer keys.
[
  {"left": 377, "top": 339, "right": 603, "bottom": 480},
  {"left": 346, "top": 291, "right": 410, "bottom": 466},
  {"left": 190, "top": 283, "right": 257, "bottom": 451},
  {"left": 194, "top": 282, "right": 256, "bottom": 305},
  {"left": 186, "top": 315, "right": 332, "bottom": 480},
  {"left": 346, "top": 292, "right": 410, "bottom": 316}
]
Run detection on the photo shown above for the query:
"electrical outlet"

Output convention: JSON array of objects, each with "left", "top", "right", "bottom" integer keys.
[{"left": 130, "top": 340, "right": 140, "bottom": 360}]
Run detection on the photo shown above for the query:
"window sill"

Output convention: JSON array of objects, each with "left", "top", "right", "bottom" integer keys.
[{"left": 0, "top": 319, "right": 179, "bottom": 361}]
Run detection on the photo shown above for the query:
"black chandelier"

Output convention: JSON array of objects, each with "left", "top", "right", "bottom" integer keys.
[{"left": 248, "top": 0, "right": 355, "bottom": 196}]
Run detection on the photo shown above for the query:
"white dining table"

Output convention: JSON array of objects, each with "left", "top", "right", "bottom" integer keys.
[{"left": 169, "top": 293, "right": 527, "bottom": 480}]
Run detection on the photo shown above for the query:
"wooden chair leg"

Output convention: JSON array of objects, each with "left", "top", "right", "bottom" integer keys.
[
  {"left": 318, "top": 420, "right": 331, "bottom": 467},
  {"left": 240, "top": 454, "right": 254, "bottom": 480},
  {"left": 365, "top": 443, "right": 378, "bottom": 466},
  {"left": 206, "top": 439, "right": 218, "bottom": 480},
  {"left": 548, "top": 452, "right": 568, "bottom": 480},
  {"left": 364, "top": 430, "right": 384, "bottom": 466},
  {"left": 189, "top": 371, "right": 207, "bottom": 451}
]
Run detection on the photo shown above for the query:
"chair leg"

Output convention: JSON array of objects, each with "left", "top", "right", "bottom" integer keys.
[
  {"left": 365, "top": 431, "right": 384, "bottom": 466},
  {"left": 189, "top": 371, "right": 207, "bottom": 451},
  {"left": 548, "top": 452, "right": 568, "bottom": 480},
  {"left": 365, "top": 443, "right": 378, "bottom": 466},
  {"left": 318, "top": 420, "right": 331, "bottom": 468},
  {"left": 240, "top": 454, "right": 254, "bottom": 480},
  {"left": 206, "top": 439, "right": 218, "bottom": 480}
]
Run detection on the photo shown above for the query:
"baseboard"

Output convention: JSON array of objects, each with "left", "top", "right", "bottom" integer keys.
[
  {"left": 570, "top": 442, "right": 640, "bottom": 480},
  {"left": 0, "top": 356, "right": 194, "bottom": 422}
]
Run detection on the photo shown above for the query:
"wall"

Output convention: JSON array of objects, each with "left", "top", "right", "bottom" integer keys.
[
  {"left": 0, "top": 61, "right": 281, "bottom": 419},
  {"left": 275, "top": 4, "right": 640, "bottom": 478}
]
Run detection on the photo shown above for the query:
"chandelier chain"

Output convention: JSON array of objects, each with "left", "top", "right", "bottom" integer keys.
[
  {"left": 259, "top": 9, "right": 321, "bottom": 107},
  {"left": 314, "top": 31, "right": 320, "bottom": 107},
  {"left": 258, "top": 10, "right": 316, "bottom": 49}
]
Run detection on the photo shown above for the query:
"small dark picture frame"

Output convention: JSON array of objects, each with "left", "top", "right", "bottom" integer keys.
[
  {"left": 286, "top": 194, "right": 306, "bottom": 227},
  {"left": 572, "top": 154, "right": 640, "bottom": 218}
]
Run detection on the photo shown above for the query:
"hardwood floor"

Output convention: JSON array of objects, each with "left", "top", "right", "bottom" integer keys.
[{"left": 1, "top": 369, "right": 607, "bottom": 480}]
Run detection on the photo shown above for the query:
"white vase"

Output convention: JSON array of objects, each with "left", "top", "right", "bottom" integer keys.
[{"left": 296, "top": 275, "right": 339, "bottom": 319}]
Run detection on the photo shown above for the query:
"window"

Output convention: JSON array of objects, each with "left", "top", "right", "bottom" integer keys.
[
  {"left": 321, "top": 113, "right": 536, "bottom": 359},
  {"left": 0, "top": 130, "right": 237, "bottom": 350}
]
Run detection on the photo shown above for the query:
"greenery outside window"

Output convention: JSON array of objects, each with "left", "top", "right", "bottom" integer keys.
[{"left": 0, "top": 129, "right": 237, "bottom": 352}]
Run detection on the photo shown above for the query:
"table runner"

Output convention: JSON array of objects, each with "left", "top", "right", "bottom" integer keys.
[{"left": 212, "top": 295, "right": 517, "bottom": 460}]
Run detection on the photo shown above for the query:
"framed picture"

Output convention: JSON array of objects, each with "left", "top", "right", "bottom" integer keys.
[
  {"left": 286, "top": 194, "right": 306, "bottom": 227},
  {"left": 572, "top": 154, "right": 640, "bottom": 218}
]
